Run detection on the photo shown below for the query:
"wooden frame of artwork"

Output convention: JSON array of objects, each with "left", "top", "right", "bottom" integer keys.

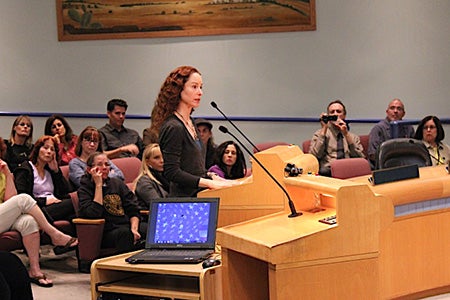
[{"left": 56, "top": 0, "right": 316, "bottom": 41}]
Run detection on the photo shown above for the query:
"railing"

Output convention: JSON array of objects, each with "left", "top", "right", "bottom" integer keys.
[{"left": 1, "top": 111, "right": 449, "bottom": 127}]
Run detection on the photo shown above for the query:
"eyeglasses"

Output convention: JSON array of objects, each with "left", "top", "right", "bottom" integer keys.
[
  {"left": 83, "top": 137, "right": 99, "bottom": 144},
  {"left": 18, "top": 122, "right": 31, "bottom": 127},
  {"left": 423, "top": 125, "right": 436, "bottom": 131},
  {"left": 51, "top": 122, "right": 64, "bottom": 129},
  {"left": 83, "top": 138, "right": 99, "bottom": 144}
]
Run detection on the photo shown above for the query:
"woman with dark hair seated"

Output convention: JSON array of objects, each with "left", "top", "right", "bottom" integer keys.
[
  {"left": 208, "top": 140, "right": 247, "bottom": 179},
  {"left": 13, "top": 135, "right": 75, "bottom": 223},
  {"left": 414, "top": 115, "right": 450, "bottom": 166},
  {"left": 44, "top": 114, "right": 78, "bottom": 166}
]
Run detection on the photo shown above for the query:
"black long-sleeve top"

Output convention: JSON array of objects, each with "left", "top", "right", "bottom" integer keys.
[
  {"left": 159, "top": 115, "right": 207, "bottom": 197},
  {"left": 13, "top": 161, "right": 70, "bottom": 208},
  {"left": 77, "top": 175, "right": 140, "bottom": 232}
]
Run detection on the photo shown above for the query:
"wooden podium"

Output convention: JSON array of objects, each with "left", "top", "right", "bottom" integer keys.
[{"left": 215, "top": 145, "right": 450, "bottom": 299}]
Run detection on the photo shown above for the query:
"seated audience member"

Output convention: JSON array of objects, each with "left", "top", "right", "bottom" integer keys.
[
  {"left": 208, "top": 141, "right": 247, "bottom": 179},
  {"left": 134, "top": 144, "right": 169, "bottom": 210},
  {"left": 0, "top": 251, "right": 33, "bottom": 299},
  {"left": 368, "top": 98, "right": 415, "bottom": 168},
  {"left": 77, "top": 152, "right": 144, "bottom": 254},
  {"left": 3, "top": 115, "right": 34, "bottom": 173},
  {"left": 142, "top": 126, "right": 158, "bottom": 147},
  {"left": 69, "top": 126, "right": 124, "bottom": 189},
  {"left": 309, "top": 99, "right": 365, "bottom": 177},
  {"left": 414, "top": 115, "right": 450, "bottom": 166},
  {"left": 195, "top": 118, "right": 217, "bottom": 169},
  {"left": 1, "top": 148, "right": 78, "bottom": 288},
  {"left": 44, "top": 114, "right": 78, "bottom": 166},
  {"left": 13, "top": 136, "right": 75, "bottom": 223},
  {"left": 99, "top": 98, "right": 144, "bottom": 159}
]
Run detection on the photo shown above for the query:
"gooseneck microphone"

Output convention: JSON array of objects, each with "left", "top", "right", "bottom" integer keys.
[
  {"left": 219, "top": 125, "right": 301, "bottom": 218},
  {"left": 211, "top": 101, "right": 260, "bottom": 152}
]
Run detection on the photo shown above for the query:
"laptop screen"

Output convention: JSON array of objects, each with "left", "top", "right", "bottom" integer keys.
[{"left": 146, "top": 197, "right": 220, "bottom": 249}]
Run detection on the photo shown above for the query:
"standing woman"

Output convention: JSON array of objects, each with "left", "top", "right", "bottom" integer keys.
[
  {"left": 14, "top": 136, "right": 75, "bottom": 222},
  {"left": 208, "top": 141, "right": 247, "bottom": 179},
  {"left": 69, "top": 126, "right": 124, "bottom": 189},
  {"left": 149, "top": 66, "right": 234, "bottom": 196},
  {"left": 3, "top": 115, "right": 34, "bottom": 173},
  {"left": 133, "top": 144, "right": 169, "bottom": 209},
  {"left": 414, "top": 115, "right": 450, "bottom": 166},
  {"left": 78, "top": 152, "right": 143, "bottom": 254},
  {"left": 44, "top": 114, "right": 78, "bottom": 166}
]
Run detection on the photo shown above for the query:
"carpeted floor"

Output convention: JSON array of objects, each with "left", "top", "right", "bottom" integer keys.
[{"left": 14, "top": 246, "right": 91, "bottom": 300}]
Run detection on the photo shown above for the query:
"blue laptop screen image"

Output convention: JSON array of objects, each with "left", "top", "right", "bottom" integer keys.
[
  {"left": 146, "top": 197, "right": 220, "bottom": 249},
  {"left": 153, "top": 202, "right": 210, "bottom": 244}
]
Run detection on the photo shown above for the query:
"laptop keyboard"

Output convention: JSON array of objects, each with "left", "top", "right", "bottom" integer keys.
[{"left": 140, "top": 249, "right": 212, "bottom": 258}]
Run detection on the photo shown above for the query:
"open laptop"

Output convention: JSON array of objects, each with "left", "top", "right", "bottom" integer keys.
[{"left": 125, "top": 197, "right": 220, "bottom": 264}]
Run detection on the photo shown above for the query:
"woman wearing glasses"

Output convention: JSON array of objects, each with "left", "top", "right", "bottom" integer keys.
[
  {"left": 44, "top": 114, "right": 78, "bottom": 166},
  {"left": 3, "top": 115, "right": 34, "bottom": 173},
  {"left": 69, "top": 126, "right": 124, "bottom": 189},
  {"left": 414, "top": 116, "right": 450, "bottom": 166}
]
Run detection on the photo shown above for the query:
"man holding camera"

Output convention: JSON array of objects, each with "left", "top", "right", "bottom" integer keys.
[{"left": 309, "top": 99, "right": 365, "bottom": 176}]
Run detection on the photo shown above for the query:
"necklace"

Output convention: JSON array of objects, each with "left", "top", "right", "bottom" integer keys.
[{"left": 175, "top": 111, "right": 198, "bottom": 140}]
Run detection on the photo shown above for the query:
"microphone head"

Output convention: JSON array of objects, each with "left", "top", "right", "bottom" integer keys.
[
  {"left": 210, "top": 101, "right": 217, "bottom": 108},
  {"left": 218, "top": 125, "right": 228, "bottom": 133}
]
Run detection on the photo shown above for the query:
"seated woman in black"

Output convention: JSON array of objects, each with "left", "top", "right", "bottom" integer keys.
[
  {"left": 77, "top": 152, "right": 144, "bottom": 253},
  {"left": 133, "top": 143, "right": 169, "bottom": 210},
  {"left": 13, "top": 135, "right": 75, "bottom": 223},
  {"left": 3, "top": 115, "right": 34, "bottom": 173}
]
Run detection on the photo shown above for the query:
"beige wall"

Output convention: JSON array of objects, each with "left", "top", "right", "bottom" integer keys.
[{"left": 0, "top": 0, "right": 449, "bottom": 147}]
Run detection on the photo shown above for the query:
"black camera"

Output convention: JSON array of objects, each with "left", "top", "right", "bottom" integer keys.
[
  {"left": 284, "top": 163, "right": 303, "bottom": 177},
  {"left": 321, "top": 115, "right": 338, "bottom": 123}
]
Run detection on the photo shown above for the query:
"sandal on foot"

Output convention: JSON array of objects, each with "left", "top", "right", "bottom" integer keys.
[
  {"left": 53, "top": 237, "right": 78, "bottom": 255},
  {"left": 29, "top": 274, "right": 53, "bottom": 288}
]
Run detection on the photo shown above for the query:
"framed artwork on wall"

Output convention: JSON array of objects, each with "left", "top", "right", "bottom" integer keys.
[{"left": 56, "top": 0, "right": 316, "bottom": 41}]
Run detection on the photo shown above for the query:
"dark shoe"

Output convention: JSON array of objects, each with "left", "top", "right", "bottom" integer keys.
[
  {"left": 29, "top": 274, "right": 53, "bottom": 288},
  {"left": 53, "top": 237, "right": 78, "bottom": 255}
]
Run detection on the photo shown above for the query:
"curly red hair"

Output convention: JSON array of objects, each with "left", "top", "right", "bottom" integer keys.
[{"left": 149, "top": 66, "right": 201, "bottom": 140}]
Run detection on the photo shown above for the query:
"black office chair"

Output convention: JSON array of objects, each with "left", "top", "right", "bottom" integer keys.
[{"left": 375, "top": 138, "right": 432, "bottom": 170}]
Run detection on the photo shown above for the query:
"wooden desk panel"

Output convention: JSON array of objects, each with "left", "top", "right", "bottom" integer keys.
[{"left": 217, "top": 160, "right": 450, "bottom": 299}]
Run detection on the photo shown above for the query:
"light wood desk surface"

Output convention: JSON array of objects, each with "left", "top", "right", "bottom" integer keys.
[{"left": 91, "top": 251, "right": 222, "bottom": 300}]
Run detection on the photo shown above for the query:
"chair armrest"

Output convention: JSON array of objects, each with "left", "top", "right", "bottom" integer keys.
[
  {"left": 73, "top": 218, "right": 106, "bottom": 262},
  {"left": 72, "top": 218, "right": 105, "bottom": 225}
]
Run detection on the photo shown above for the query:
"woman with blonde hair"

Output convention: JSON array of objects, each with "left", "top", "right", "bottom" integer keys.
[
  {"left": 134, "top": 144, "right": 169, "bottom": 209},
  {"left": 3, "top": 115, "right": 34, "bottom": 173}
]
